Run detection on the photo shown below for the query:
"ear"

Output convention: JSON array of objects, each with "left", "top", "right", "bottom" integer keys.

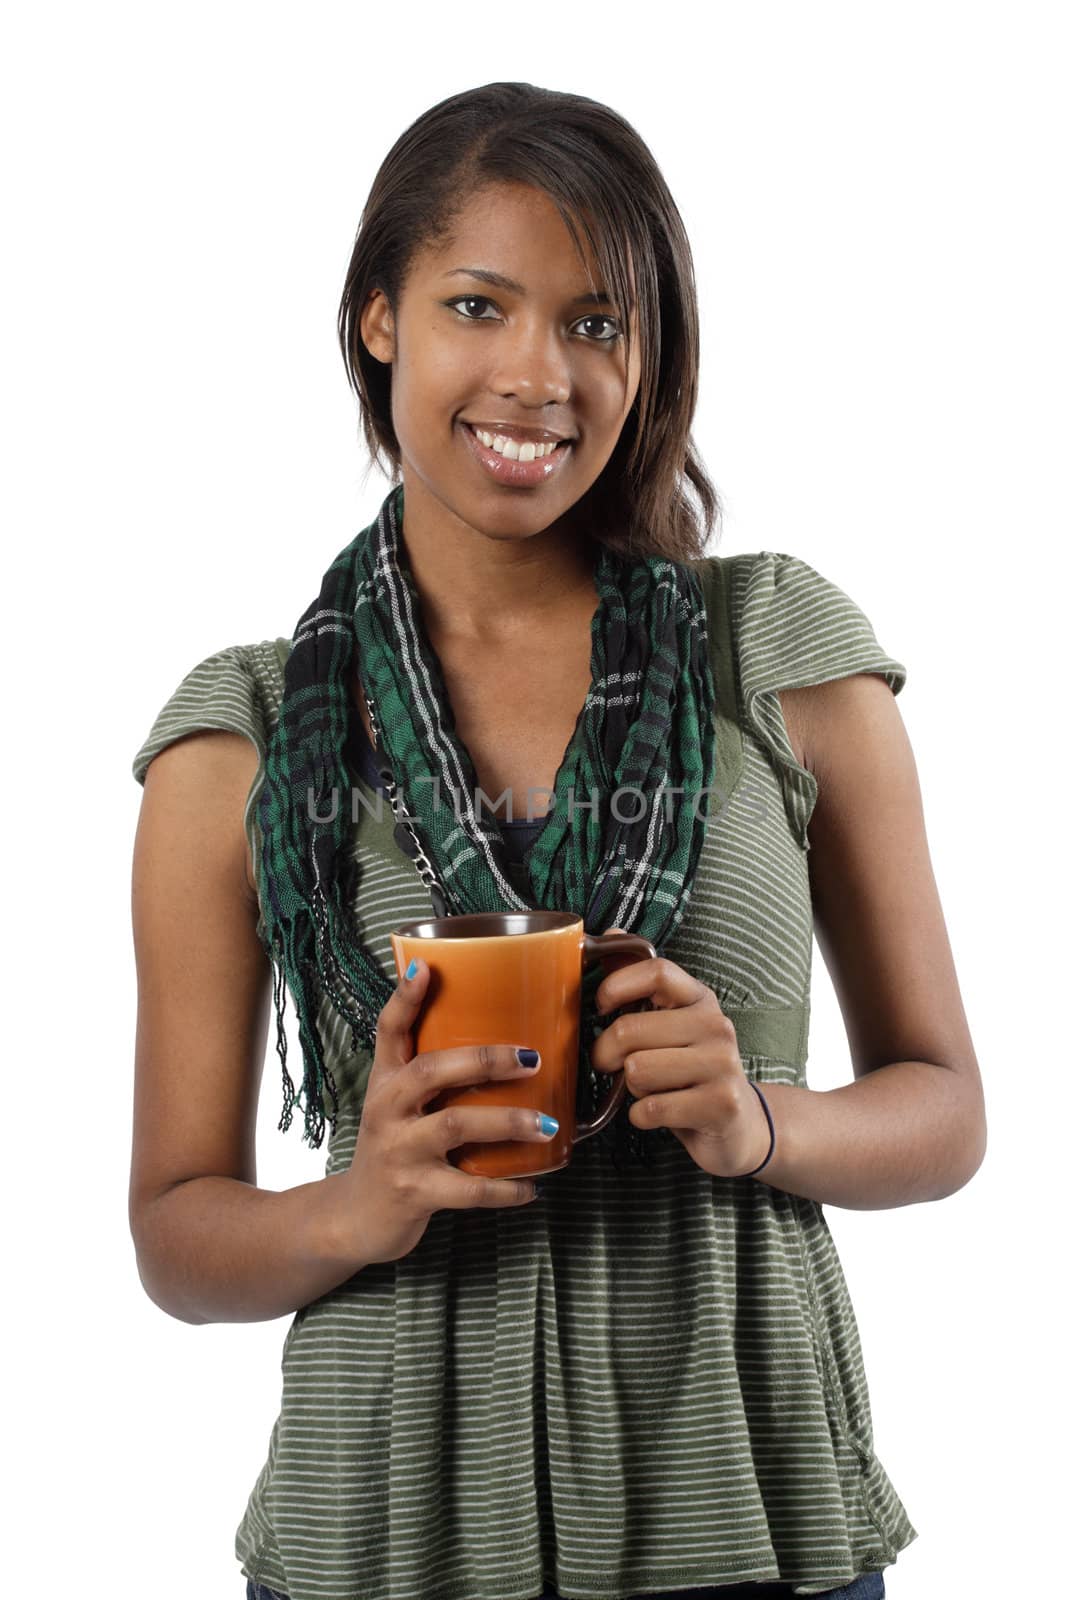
[{"left": 360, "top": 287, "right": 396, "bottom": 365}]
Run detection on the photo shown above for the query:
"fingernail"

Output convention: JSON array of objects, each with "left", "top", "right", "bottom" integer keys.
[
  {"left": 516, "top": 1048, "right": 540, "bottom": 1068},
  {"left": 537, "top": 1113, "right": 560, "bottom": 1136},
  {"left": 405, "top": 959, "right": 418, "bottom": 980}
]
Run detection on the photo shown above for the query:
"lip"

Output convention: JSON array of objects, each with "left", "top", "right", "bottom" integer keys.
[
  {"left": 459, "top": 421, "right": 573, "bottom": 488},
  {"left": 461, "top": 421, "right": 573, "bottom": 444}
]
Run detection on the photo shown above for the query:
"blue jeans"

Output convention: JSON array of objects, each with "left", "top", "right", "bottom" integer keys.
[{"left": 246, "top": 1572, "right": 884, "bottom": 1599}]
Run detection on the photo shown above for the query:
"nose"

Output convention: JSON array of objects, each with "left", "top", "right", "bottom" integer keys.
[{"left": 487, "top": 319, "right": 572, "bottom": 409}]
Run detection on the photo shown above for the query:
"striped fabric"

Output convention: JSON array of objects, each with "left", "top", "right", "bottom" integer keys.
[{"left": 131, "top": 550, "right": 917, "bottom": 1600}]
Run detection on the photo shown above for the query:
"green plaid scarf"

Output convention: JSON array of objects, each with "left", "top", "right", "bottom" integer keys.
[{"left": 257, "top": 483, "right": 716, "bottom": 1168}]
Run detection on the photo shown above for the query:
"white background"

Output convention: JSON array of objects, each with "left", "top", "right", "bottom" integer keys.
[{"left": 4, "top": 3, "right": 1063, "bottom": 1596}]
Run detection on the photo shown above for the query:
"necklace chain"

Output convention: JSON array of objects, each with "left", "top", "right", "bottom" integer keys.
[{"left": 362, "top": 687, "right": 452, "bottom": 919}]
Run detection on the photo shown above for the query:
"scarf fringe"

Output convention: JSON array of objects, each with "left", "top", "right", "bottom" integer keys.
[{"left": 267, "top": 920, "right": 341, "bottom": 1151}]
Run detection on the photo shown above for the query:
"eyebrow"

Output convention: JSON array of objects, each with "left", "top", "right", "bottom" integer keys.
[{"left": 442, "top": 266, "right": 615, "bottom": 307}]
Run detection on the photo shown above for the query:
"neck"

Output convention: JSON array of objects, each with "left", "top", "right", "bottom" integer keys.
[{"left": 395, "top": 474, "right": 600, "bottom": 648}]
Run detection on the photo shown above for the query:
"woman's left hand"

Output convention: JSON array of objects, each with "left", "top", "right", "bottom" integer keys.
[{"left": 592, "top": 929, "right": 772, "bottom": 1179}]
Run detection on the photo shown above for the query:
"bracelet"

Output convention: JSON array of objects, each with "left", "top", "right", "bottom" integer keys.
[{"left": 737, "top": 1080, "right": 776, "bottom": 1177}]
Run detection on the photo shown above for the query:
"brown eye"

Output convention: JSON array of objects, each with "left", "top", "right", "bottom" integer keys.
[
  {"left": 575, "top": 314, "right": 622, "bottom": 343},
  {"left": 445, "top": 296, "right": 499, "bottom": 321}
]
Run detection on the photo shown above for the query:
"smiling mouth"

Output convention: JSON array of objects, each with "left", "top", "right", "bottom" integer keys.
[
  {"left": 459, "top": 421, "right": 574, "bottom": 488},
  {"left": 465, "top": 424, "right": 573, "bottom": 462}
]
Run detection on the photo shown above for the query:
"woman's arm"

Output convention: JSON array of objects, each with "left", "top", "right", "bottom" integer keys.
[
  {"left": 129, "top": 731, "right": 369, "bottom": 1324},
  {"left": 749, "top": 675, "right": 987, "bottom": 1209}
]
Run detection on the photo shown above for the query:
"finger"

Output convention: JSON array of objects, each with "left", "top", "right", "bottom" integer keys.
[
  {"left": 596, "top": 955, "right": 707, "bottom": 1018},
  {"left": 590, "top": 1006, "right": 704, "bottom": 1073},
  {"left": 397, "top": 1041, "right": 544, "bottom": 1118},
  {"left": 423, "top": 1098, "right": 553, "bottom": 1164},
  {"left": 423, "top": 1166, "right": 542, "bottom": 1212},
  {"left": 627, "top": 1075, "right": 749, "bottom": 1132},
  {"left": 613, "top": 1044, "right": 734, "bottom": 1100},
  {"left": 374, "top": 955, "right": 431, "bottom": 1070}
]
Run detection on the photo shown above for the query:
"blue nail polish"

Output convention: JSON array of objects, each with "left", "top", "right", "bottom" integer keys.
[
  {"left": 405, "top": 959, "right": 418, "bottom": 980},
  {"left": 538, "top": 1113, "right": 560, "bottom": 1136}
]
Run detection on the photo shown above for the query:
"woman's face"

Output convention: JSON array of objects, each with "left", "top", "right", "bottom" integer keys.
[{"left": 360, "top": 182, "right": 642, "bottom": 543}]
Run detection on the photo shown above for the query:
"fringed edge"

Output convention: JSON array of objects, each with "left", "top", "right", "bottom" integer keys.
[
  {"left": 266, "top": 918, "right": 338, "bottom": 1152},
  {"left": 268, "top": 935, "right": 297, "bottom": 1136},
  {"left": 307, "top": 860, "right": 387, "bottom": 1058},
  {"left": 266, "top": 932, "right": 323, "bottom": 1147},
  {"left": 262, "top": 832, "right": 395, "bottom": 1151}
]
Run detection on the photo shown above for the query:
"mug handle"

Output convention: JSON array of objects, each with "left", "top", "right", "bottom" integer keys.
[{"left": 573, "top": 930, "right": 658, "bottom": 1145}]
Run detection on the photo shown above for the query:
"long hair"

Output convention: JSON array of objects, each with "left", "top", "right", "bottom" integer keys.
[{"left": 337, "top": 81, "right": 721, "bottom": 564}]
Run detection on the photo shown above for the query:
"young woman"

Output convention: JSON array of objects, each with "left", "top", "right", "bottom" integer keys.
[{"left": 129, "top": 81, "right": 985, "bottom": 1600}]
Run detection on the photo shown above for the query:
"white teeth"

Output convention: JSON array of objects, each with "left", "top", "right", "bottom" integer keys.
[{"left": 473, "top": 427, "right": 564, "bottom": 461}]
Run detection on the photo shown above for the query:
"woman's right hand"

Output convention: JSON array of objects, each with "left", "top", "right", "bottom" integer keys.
[{"left": 334, "top": 958, "right": 554, "bottom": 1267}]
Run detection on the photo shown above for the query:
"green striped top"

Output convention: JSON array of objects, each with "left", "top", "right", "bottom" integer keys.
[{"left": 131, "top": 550, "right": 919, "bottom": 1600}]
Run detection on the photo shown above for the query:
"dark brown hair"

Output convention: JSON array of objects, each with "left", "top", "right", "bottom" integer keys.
[{"left": 337, "top": 81, "right": 721, "bottom": 564}]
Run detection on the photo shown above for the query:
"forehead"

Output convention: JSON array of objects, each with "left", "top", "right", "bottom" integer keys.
[{"left": 412, "top": 182, "right": 637, "bottom": 300}]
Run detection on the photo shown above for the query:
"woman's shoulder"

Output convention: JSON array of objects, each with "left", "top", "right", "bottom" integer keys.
[
  {"left": 693, "top": 548, "right": 906, "bottom": 697},
  {"left": 131, "top": 637, "right": 291, "bottom": 787},
  {"left": 130, "top": 637, "right": 294, "bottom": 911},
  {"left": 690, "top": 550, "right": 907, "bottom": 854}
]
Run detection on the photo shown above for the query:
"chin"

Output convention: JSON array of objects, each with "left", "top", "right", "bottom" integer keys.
[
  {"left": 402, "top": 451, "right": 592, "bottom": 541},
  {"left": 450, "top": 488, "right": 579, "bottom": 541}
]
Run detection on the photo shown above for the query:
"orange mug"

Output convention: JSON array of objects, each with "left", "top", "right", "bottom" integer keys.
[{"left": 389, "top": 910, "right": 657, "bottom": 1179}]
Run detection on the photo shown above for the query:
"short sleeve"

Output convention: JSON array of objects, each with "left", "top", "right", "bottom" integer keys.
[
  {"left": 728, "top": 552, "right": 907, "bottom": 852},
  {"left": 130, "top": 638, "right": 289, "bottom": 891}
]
